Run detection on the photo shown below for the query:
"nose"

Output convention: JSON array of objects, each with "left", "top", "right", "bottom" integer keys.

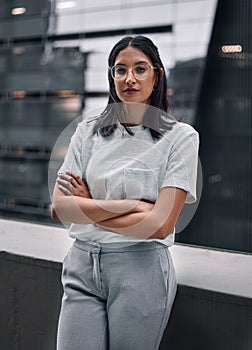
[{"left": 125, "top": 68, "right": 136, "bottom": 83}]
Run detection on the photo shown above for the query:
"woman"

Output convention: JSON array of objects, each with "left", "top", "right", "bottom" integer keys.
[{"left": 51, "top": 36, "right": 199, "bottom": 350}]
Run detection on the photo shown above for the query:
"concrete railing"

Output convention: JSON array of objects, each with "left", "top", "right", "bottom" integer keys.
[{"left": 0, "top": 218, "right": 251, "bottom": 350}]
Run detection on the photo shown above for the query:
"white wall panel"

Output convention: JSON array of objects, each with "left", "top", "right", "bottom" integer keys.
[
  {"left": 85, "top": 70, "right": 108, "bottom": 91},
  {"left": 175, "top": 21, "right": 213, "bottom": 45},
  {"left": 87, "top": 53, "right": 107, "bottom": 68},
  {"left": 176, "top": 0, "right": 217, "bottom": 22},
  {"left": 127, "top": 0, "right": 171, "bottom": 5},
  {"left": 80, "top": 9, "right": 124, "bottom": 32},
  {"left": 83, "top": 0, "right": 123, "bottom": 10},
  {"left": 57, "top": 13, "right": 81, "bottom": 34},
  {"left": 80, "top": 36, "right": 122, "bottom": 53},
  {"left": 128, "top": 3, "right": 174, "bottom": 27}
]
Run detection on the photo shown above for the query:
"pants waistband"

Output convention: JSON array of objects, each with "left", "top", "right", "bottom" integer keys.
[{"left": 73, "top": 239, "right": 167, "bottom": 254}]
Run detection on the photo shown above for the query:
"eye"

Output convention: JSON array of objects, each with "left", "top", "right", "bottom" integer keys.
[
  {"left": 115, "top": 66, "right": 127, "bottom": 75},
  {"left": 135, "top": 65, "right": 148, "bottom": 74}
]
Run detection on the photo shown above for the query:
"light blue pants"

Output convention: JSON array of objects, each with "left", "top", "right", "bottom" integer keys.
[{"left": 57, "top": 240, "right": 177, "bottom": 350}]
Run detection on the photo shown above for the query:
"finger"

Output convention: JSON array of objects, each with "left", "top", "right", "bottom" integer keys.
[
  {"left": 58, "top": 173, "right": 79, "bottom": 188},
  {"left": 57, "top": 173, "right": 71, "bottom": 183},
  {"left": 57, "top": 184, "right": 72, "bottom": 196},
  {"left": 66, "top": 171, "right": 84, "bottom": 186},
  {"left": 57, "top": 178, "right": 73, "bottom": 192},
  {"left": 58, "top": 173, "right": 73, "bottom": 182}
]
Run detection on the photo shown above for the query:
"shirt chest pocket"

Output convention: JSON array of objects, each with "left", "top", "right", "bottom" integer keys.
[{"left": 123, "top": 167, "right": 159, "bottom": 202}]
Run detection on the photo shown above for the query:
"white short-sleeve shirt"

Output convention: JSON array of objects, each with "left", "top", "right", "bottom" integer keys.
[{"left": 58, "top": 116, "right": 199, "bottom": 246}]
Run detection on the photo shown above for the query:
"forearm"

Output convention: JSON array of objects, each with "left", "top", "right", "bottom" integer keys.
[
  {"left": 96, "top": 211, "right": 169, "bottom": 239},
  {"left": 96, "top": 187, "right": 187, "bottom": 239},
  {"left": 52, "top": 196, "right": 147, "bottom": 224}
]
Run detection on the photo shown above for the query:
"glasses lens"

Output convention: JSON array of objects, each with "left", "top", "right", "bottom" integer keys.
[
  {"left": 111, "top": 65, "right": 127, "bottom": 79},
  {"left": 137, "top": 64, "right": 154, "bottom": 79},
  {"left": 111, "top": 64, "right": 154, "bottom": 80}
]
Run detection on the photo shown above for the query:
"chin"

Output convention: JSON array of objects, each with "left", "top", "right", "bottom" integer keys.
[{"left": 119, "top": 96, "right": 147, "bottom": 104}]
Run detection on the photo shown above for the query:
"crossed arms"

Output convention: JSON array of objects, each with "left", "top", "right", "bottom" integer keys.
[{"left": 51, "top": 171, "right": 187, "bottom": 240}]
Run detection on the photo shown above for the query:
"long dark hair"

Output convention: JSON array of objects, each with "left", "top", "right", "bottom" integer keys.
[{"left": 93, "top": 35, "right": 176, "bottom": 139}]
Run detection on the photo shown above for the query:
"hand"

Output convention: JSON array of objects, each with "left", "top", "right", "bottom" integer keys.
[
  {"left": 56, "top": 171, "right": 91, "bottom": 198},
  {"left": 136, "top": 199, "right": 155, "bottom": 213}
]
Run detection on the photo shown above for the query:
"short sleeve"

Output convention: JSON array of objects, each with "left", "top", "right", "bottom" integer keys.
[
  {"left": 160, "top": 124, "right": 199, "bottom": 204},
  {"left": 58, "top": 119, "right": 94, "bottom": 180}
]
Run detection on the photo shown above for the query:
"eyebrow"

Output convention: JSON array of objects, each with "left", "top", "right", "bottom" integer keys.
[{"left": 115, "top": 60, "right": 149, "bottom": 66}]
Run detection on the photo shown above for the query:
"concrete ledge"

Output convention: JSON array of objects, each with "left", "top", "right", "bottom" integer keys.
[
  {"left": 1, "top": 218, "right": 251, "bottom": 298},
  {"left": 0, "top": 218, "right": 252, "bottom": 350}
]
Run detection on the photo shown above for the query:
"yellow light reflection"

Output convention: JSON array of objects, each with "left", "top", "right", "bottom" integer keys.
[
  {"left": 56, "top": 90, "right": 78, "bottom": 97},
  {"left": 11, "top": 7, "right": 27, "bottom": 15},
  {"left": 221, "top": 45, "right": 243, "bottom": 53},
  {"left": 12, "top": 91, "right": 26, "bottom": 98}
]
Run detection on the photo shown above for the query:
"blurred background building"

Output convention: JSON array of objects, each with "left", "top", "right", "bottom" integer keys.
[{"left": 0, "top": 0, "right": 251, "bottom": 253}]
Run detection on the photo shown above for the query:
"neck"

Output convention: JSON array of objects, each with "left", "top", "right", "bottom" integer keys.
[{"left": 122, "top": 103, "right": 148, "bottom": 125}]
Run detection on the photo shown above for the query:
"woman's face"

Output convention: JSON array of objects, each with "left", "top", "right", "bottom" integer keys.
[{"left": 112, "top": 46, "right": 157, "bottom": 105}]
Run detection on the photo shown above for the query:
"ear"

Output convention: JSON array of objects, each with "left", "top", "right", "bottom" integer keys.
[
  {"left": 154, "top": 68, "right": 164, "bottom": 86},
  {"left": 160, "top": 67, "right": 164, "bottom": 77}
]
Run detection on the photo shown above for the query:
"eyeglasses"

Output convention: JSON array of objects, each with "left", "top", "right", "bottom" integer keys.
[{"left": 110, "top": 63, "right": 157, "bottom": 80}]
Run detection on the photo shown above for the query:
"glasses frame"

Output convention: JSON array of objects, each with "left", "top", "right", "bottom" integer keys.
[{"left": 109, "top": 64, "right": 157, "bottom": 81}]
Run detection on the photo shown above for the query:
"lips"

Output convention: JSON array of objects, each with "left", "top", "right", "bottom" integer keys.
[{"left": 123, "top": 88, "right": 139, "bottom": 94}]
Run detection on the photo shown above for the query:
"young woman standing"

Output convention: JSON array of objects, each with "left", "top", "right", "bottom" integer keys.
[{"left": 51, "top": 36, "right": 199, "bottom": 350}]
